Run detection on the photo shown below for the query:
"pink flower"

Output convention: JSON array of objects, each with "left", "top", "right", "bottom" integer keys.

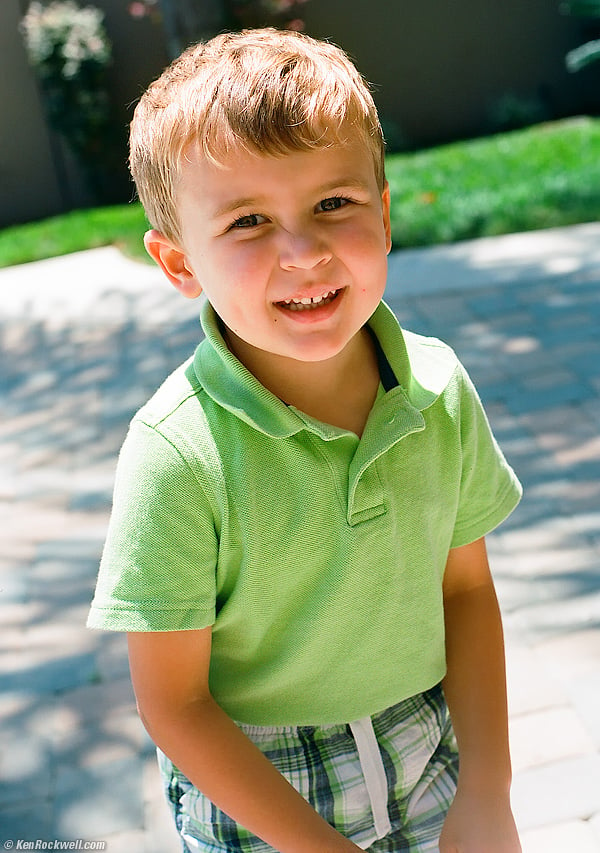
[
  {"left": 286, "top": 18, "right": 305, "bottom": 30},
  {"left": 128, "top": 2, "right": 148, "bottom": 19}
]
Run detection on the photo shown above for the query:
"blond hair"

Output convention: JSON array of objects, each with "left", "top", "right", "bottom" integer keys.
[{"left": 130, "top": 28, "right": 385, "bottom": 243}]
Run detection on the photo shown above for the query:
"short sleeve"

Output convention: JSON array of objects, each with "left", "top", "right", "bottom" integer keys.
[
  {"left": 450, "top": 364, "right": 522, "bottom": 548},
  {"left": 87, "top": 419, "right": 219, "bottom": 631}
]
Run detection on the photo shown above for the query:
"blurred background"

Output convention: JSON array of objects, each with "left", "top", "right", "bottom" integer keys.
[{"left": 3, "top": 0, "right": 600, "bottom": 229}]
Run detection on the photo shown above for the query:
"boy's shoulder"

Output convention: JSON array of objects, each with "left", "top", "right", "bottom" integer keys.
[
  {"left": 401, "top": 326, "right": 458, "bottom": 364},
  {"left": 402, "top": 329, "right": 462, "bottom": 412},
  {"left": 122, "top": 345, "right": 230, "bottom": 503},
  {"left": 134, "top": 354, "right": 204, "bottom": 431}
]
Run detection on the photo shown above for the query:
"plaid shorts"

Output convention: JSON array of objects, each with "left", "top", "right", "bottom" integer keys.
[{"left": 158, "top": 683, "right": 458, "bottom": 852}]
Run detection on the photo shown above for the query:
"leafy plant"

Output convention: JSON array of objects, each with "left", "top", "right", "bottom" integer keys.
[
  {"left": 21, "top": 1, "right": 126, "bottom": 202},
  {"left": 560, "top": 0, "right": 600, "bottom": 71}
]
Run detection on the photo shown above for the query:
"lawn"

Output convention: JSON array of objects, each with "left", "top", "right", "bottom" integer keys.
[
  {"left": 2, "top": 116, "right": 600, "bottom": 267},
  {"left": 0, "top": 203, "right": 150, "bottom": 269},
  {"left": 386, "top": 115, "right": 600, "bottom": 249}
]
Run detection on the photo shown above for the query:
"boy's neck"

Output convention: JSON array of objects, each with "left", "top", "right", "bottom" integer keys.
[{"left": 224, "top": 326, "right": 380, "bottom": 437}]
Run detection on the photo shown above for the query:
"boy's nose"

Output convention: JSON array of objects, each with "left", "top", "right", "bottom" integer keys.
[{"left": 278, "top": 228, "right": 332, "bottom": 271}]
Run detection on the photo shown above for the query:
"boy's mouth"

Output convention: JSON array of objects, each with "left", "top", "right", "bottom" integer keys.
[{"left": 276, "top": 288, "right": 342, "bottom": 312}]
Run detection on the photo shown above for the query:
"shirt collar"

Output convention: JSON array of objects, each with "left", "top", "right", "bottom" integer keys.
[
  {"left": 194, "top": 299, "right": 457, "bottom": 438},
  {"left": 367, "top": 301, "right": 457, "bottom": 411},
  {"left": 194, "top": 300, "right": 306, "bottom": 438}
]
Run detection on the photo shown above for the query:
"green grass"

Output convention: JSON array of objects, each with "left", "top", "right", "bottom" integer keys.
[
  {"left": 2, "top": 116, "right": 600, "bottom": 267},
  {"left": 0, "top": 203, "right": 150, "bottom": 268},
  {"left": 386, "top": 115, "right": 600, "bottom": 249}
]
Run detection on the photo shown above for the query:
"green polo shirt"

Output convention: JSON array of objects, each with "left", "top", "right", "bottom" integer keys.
[{"left": 88, "top": 300, "right": 521, "bottom": 726}]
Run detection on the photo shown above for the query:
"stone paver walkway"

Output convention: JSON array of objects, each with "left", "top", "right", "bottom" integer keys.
[{"left": 1, "top": 224, "right": 599, "bottom": 852}]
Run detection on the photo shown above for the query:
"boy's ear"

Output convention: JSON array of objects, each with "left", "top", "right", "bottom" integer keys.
[
  {"left": 143, "top": 230, "right": 203, "bottom": 299},
  {"left": 381, "top": 182, "right": 392, "bottom": 255}
]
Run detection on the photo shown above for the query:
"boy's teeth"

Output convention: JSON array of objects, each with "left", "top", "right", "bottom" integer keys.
[{"left": 280, "top": 290, "right": 338, "bottom": 310}]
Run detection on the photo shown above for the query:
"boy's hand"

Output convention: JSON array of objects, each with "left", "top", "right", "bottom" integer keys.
[
  {"left": 128, "top": 629, "right": 364, "bottom": 853},
  {"left": 439, "top": 787, "right": 522, "bottom": 852}
]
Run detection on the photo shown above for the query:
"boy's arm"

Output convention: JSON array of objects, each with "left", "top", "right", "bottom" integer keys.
[
  {"left": 440, "top": 537, "right": 522, "bottom": 853},
  {"left": 127, "top": 628, "right": 362, "bottom": 853}
]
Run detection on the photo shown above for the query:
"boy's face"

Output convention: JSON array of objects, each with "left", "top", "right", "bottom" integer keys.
[{"left": 146, "top": 127, "right": 391, "bottom": 371}]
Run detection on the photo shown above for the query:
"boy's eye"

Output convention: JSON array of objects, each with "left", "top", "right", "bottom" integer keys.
[
  {"left": 317, "top": 196, "right": 349, "bottom": 213},
  {"left": 230, "top": 213, "right": 266, "bottom": 229}
]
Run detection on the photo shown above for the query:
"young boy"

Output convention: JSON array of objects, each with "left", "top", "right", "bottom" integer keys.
[{"left": 88, "top": 28, "right": 522, "bottom": 853}]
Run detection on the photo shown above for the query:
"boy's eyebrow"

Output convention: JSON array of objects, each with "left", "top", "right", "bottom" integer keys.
[
  {"left": 211, "top": 177, "right": 372, "bottom": 219},
  {"left": 212, "top": 197, "right": 263, "bottom": 219},
  {"left": 318, "top": 177, "right": 372, "bottom": 195}
]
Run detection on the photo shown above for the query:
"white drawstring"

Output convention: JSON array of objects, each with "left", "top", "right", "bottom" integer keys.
[{"left": 349, "top": 716, "right": 393, "bottom": 840}]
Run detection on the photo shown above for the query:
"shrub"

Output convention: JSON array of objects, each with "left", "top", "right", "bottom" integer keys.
[
  {"left": 560, "top": 0, "right": 600, "bottom": 71},
  {"left": 21, "top": 1, "right": 126, "bottom": 203}
]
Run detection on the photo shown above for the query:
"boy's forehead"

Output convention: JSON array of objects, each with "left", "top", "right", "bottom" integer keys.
[
  {"left": 179, "top": 123, "right": 375, "bottom": 182},
  {"left": 177, "top": 134, "right": 378, "bottom": 208}
]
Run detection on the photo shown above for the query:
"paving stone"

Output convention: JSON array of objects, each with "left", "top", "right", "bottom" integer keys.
[
  {"left": 535, "top": 629, "right": 600, "bottom": 678},
  {"left": 54, "top": 756, "right": 145, "bottom": 840},
  {"left": 520, "top": 820, "right": 600, "bottom": 853},
  {"left": 0, "top": 649, "right": 99, "bottom": 695},
  {"left": 568, "top": 676, "right": 600, "bottom": 752},
  {"left": 94, "top": 633, "right": 132, "bottom": 683},
  {"left": 505, "top": 381, "right": 592, "bottom": 415},
  {"left": 501, "top": 542, "right": 598, "bottom": 579},
  {"left": 143, "top": 754, "right": 181, "bottom": 853},
  {"left": 591, "top": 813, "right": 600, "bottom": 845},
  {"left": 467, "top": 292, "right": 522, "bottom": 317},
  {"left": 99, "top": 830, "right": 149, "bottom": 853},
  {"left": 534, "top": 631, "right": 600, "bottom": 750},
  {"left": 0, "top": 797, "right": 53, "bottom": 844},
  {"left": 0, "top": 567, "right": 29, "bottom": 604},
  {"left": 509, "top": 706, "right": 595, "bottom": 774},
  {"left": 504, "top": 642, "right": 566, "bottom": 717},
  {"left": 512, "top": 754, "right": 600, "bottom": 831},
  {"left": 505, "top": 596, "right": 600, "bottom": 644},
  {"left": 0, "top": 728, "right": 53, "bottom": 807}
]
